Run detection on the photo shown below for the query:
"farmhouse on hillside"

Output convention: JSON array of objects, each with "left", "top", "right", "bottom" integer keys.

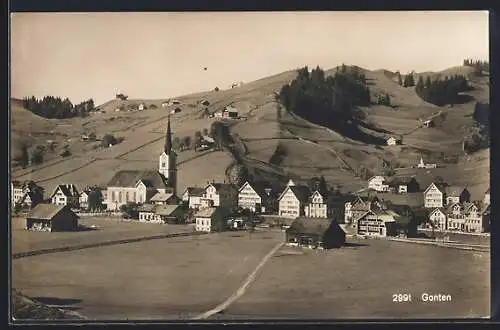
[
  {"left": 50, "top": 184, "right": 80, "bottom": 208},
  {"left": 387, "top": 177, "right": 420, "bottom": 194},
  {"left": 238, "top": 181, "right": 275, "bottom": 213},
  {"left": 286, "top": 217, "right": 346, "bottom": 249},
  {"left": 26, "top": 204, "right": 79, "bottom": 232},
  {"left": 106, "top": 116, "right": 178, "bottom": 211},
  {"left": 79, "top": 189, "right": 90, "bottom": 210},
  {"left": 367, "top": 176, "right": 389, "bottom": 192},
  {"left": 278, "top": 180, "right": 311, "bottom": 218},
  {"left": 194, "top": 207, "right": 232, "bottom": 232},
  {"left": 386, "top": 136, "right": 402, "bottom": 146},
  {"left": 222, "top": 106, "right": 239, "bottom": 119}
]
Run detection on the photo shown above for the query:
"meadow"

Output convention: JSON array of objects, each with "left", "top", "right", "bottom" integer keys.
[{"left": 12, "top": 230, "right": 284, "bottom": 320}]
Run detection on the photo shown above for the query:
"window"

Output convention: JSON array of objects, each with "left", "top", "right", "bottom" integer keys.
[
  {"left": 118, "top": 192, "right": 122, "bottom": 203},
  {"left": 162, "top": 162, "right": 166, "bottom": 168}
]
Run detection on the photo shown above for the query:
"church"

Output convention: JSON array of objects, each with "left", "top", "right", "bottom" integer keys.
[{"left": 106, "top": 116, "right": 178, "bottom": 211}]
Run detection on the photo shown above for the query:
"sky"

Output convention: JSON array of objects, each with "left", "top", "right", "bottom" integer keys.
[{"left": 11, "top": 11, "right": 489, "bottom": 106}]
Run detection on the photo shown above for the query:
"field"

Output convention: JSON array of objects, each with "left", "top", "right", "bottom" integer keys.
[
  {"left": 12, "top": 230, "right": 284, "bottom": 320},
  {"left": 12, "top": 233, "right": 490, "bottom": 320},
  {"left": 222, "top": 239, "right": 490, "bottom": 319},
  {"left": 11, "top": 216, "right": 194, "bottom": 255}
]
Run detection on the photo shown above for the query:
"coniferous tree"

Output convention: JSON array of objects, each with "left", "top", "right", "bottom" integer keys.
[{"left": 19, "top": 144, "right": 29, "bottom": 168}]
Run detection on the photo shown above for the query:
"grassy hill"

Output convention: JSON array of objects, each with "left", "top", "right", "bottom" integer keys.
[{"left": 10, "top": 65, "right": 489, "bottom": 200}]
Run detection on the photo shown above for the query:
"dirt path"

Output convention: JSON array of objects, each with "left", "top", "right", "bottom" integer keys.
[{"left": 192, "top": 241, "right": 284, "bottom": 320}]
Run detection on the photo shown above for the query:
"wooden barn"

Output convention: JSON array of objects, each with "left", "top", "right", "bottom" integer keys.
[
  {"left": 25, "top": 204, "right": 79, "bottom": 232},
  {"left": 285, "top": 217, "right": 346, "bottom": 249}
]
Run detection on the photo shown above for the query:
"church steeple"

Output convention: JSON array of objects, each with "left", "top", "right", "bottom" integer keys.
[{"left": 165, "top": 115, "right": 173, "bottom": 154}]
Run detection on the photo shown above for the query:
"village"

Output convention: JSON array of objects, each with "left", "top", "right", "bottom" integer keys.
[{"left": 11, "top": 113, "right": 491, "bottom": 250}]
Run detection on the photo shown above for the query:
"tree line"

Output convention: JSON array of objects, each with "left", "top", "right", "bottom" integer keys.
[
  {"left": 463, "top": 58, "right": 489, "bottom": 76},
  {"left": 22, "top": 96, "right": 95, "bottom": 119},
  {"left": 278, "top": 65, "right": 387, "bottom": 145},
  {"left": 415, "top": 74, "right": 470, "bottom": 107}
]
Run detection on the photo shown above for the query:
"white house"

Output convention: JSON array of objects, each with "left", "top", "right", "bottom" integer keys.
[
  {"left": 138, "top": 204, "right": 183, "bottom": 224},
  {"left": 202, "top": 183, "right": 238, "bottom": 208},
  {"left": 483, "top": 188, "right": 490, "bottom": 206},
  {"left": 79, "top": 190, "right": 90, "bottom": 210},
  {"left": 463, "top": 202, "right": 483, "bottom": 233},
  {"left": 150, "top": 191, "right": 178, "bottom": 205},
  {"left": 238, "top": 181, "right": 272, "bottom": 213},
  {"left": 182, "top": 187, "right": 206, "bottom": 209},
  {"left": 423, "top": 183, "right": 445, "bottom": 208},
  {"left": 304, "top": 191, "right": 328, "bottom": 218},
  {"left": 428, "top": 208, "right": 447, "bottom": 231},
  {"left": 367, "top": 176, "right": 389, "bottom": 192},
  {"left": 386, "top": 136, "right": 401, "bottom": 146},
  {"left": 277, "top": 183, "right": 310, "bottom": 218},
  {"left": 51, "top": 184, "right": 80, "bottom": 208},
  {"left": 445, "top": 186, "right": 470, "bottom": 205},
  {"left": 138, "top": 103, "right": 145, "bottom": 111},
  {"left": 194, "top": 207, "right": 231, "bottom": 232},
  {"left": 11, "top": 181, "right": 25, "bottom": 206}
]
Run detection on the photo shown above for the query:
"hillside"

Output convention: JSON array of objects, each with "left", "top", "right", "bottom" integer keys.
[{"left": 10, "top": 65, "right": 489, "bottom": 199}]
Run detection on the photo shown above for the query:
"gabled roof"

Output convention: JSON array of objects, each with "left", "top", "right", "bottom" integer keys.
[
  {"left": 51, "top": 184, "right": 79, "bottom": 198},
  {"left": 108, "top": 170, "right": 168, "bottom": 189},
  {"left": 287, "top": 217, "right": 338, "bottom": 236},
  {"left": 446, "top": 202, "right": 463, "bottom": 213},
  {"left": 28, "top": 204, "right": 73, "bottom": 220},
  {"left": 278, "top": 185, "right": 311, "bottom": 203},
  {"left": 463, "top": 202, "right": 479, "bottom": 213},
  {"left": 206, "top": 183, "right": 237, "bottom": 193},
  {"left": 424, "top": 182, "right": 445, "bottom": 195},
  {"left": 138, "top": 204, "right": 157, "bottom": 213},
  {"left": 184, "top": 187, "right": 206, "bottom": 197},
  {"left": 429, "top": 208, "right": 446, "bottom": 217},
  {"left": 238, "top": 181, "right": 273, "bottom": 198},
  {"left": 307, "top": 190, "right": 326, "bottom": 204},
  {"left": 155, "top": 204, "right": 181, "bottom": 216},
  {"left": 445, "top": 186, "right": 467, "bottom": 197},
  {"left": 150, "top": 192, "right": 174, "bottom": 202},
  {"left": 11, "top": 180, "right": 23, "bottom": 188},
  {"left": 195, "top": 207, "right": 217, "bottom": 218},
  {"left": 367, "top": 175, "right": 386, "bottom": 182}
]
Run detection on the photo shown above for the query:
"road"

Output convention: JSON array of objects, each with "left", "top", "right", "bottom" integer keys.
[{"left": 192, "top": 241, "right": 284, "bottom": 320}]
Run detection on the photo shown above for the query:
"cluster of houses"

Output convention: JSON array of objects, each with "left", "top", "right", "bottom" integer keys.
[
  {"left": 11, "top": 116, "right": 490, "bottom": 251},
  {"left": 360, "top": 174, "right": 491, "bottom": 234}
]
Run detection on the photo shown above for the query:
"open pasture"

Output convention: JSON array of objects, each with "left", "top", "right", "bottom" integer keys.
[
  {"left": 11, "top": 216, "right": 194, "bottom": 255},
  {"left": 12, "top": 231, "right": 283, "bottom": 320},
  {"left": 224, "top": 238, "right": 490, "bottom": 319}
]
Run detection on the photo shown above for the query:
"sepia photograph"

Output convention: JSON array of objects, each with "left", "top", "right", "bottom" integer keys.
[{"left": 9, "top": 11, "right": 490, "bottom": 321}]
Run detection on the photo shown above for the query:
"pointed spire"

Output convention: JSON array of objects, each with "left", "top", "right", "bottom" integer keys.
[{"left": 165, "top": 115, "right": 172, "bottom": 154}]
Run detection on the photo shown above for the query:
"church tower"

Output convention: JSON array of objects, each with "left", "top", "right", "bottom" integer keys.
[{"left": 159, "top": 115, "right": 177, "bottom": 195}]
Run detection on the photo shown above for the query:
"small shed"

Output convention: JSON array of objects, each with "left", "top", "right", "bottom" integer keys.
[
  {"left": 26, "top": 204, "right": 79, "bottom": 232},
  {"left": 286, "top": 217, "right": 346, "bottom": 249},
  {"left": 200, "top": 100, "right": 210, "bottom": 106}
]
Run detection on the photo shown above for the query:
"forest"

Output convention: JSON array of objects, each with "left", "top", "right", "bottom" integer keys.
[
  {"left": 22, "top": 96, "right": 95, "bottom": 119},
  {"left": 278, "top": 65, "right": 386, "bottom": 145}
]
